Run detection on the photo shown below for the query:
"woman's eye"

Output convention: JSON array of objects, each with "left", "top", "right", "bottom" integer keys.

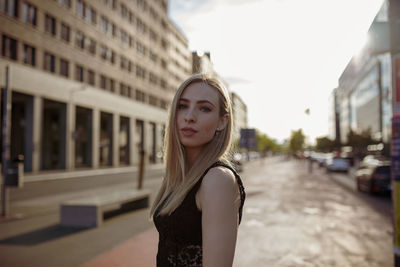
[
  {"left": 200, "top": 106, "right": 211, "bottom": 112},
  {"left": 177, "top": 104, "right": 187, "bottom": 109}
]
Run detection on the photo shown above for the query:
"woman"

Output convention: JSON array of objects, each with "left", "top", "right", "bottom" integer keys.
[{"left": 150, "top": 73, "right": 246, "bottom": 267}]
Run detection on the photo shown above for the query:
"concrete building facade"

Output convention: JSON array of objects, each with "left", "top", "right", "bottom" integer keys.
[{"left": 0, "top": 0, "right": 191, "bottom": 178}]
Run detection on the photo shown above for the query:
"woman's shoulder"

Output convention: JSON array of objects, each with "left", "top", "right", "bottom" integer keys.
[{"left": 201, "top": 165, "right": 238, "bottom": 194}]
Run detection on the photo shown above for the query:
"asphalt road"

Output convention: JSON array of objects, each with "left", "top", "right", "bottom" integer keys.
[{"left": 234, "top": 157, "right": 392, "bottom": 267}]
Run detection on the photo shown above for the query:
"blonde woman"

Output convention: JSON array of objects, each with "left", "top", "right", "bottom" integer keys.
[{"left": 150, "top": 74, "right": 246, "bottom": 267}]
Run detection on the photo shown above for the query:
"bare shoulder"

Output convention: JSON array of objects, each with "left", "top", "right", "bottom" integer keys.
[{"left": 201, "top": 166, "right": 238, "bottom": 193}]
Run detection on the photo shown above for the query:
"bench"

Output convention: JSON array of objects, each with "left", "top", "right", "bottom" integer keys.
[{"left": 60, "top": 189, "right": 151, "bottom": 228}]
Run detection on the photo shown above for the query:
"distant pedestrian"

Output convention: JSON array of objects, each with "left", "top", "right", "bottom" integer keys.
[{"left": 150, "top": 73, "right": 246, "bottom": 267}]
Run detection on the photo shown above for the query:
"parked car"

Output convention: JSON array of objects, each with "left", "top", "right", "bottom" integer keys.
[
  {"left": 326, "top": 156, "right": 350, "bottom": 173},
  {"left": 356, "top": 161, "right": 391, "bottom": 194}
]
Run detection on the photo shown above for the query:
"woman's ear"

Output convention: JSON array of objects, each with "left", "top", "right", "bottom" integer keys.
[{"left": 216, "top": 114, "right": 229, "bottom": 131}]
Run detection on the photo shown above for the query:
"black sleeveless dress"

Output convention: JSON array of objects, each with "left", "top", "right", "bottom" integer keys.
[{"left": 153, "top": 161, "right": 246, "bottom": 267}]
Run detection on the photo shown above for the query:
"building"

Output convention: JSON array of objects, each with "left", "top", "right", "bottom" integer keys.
[
  {"left": 0, "top": 0, "right": 191, "bottom": 176},
  {"left": 192, "top": 51, "right": 217, "bottom": 77},
  {"left": 328, "top": 88, "right": 340, "bottom": 146},
  {"left": 230, "top": 92, "right": 248, "bottom": 142},
  {"left": 335, "top": 1, "right": 391, "bottom": 148}
]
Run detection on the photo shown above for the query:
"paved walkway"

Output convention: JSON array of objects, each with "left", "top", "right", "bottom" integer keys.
[{"left": 81, "top": 227, "right": 158, "bottom": 267}]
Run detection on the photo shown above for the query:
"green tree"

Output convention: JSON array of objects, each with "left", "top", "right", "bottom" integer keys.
[
  {"left": 315, "top": 136, "right": 335, "bottom": 152},
  {"left": 255, "top": 130, "right": 282, "bottom": 153},
  {"left": 346, "top": 128, "right": 378, "bottom": 153},
  {"left": 289, "top": 129, "right": 305, "bottom": 153}
]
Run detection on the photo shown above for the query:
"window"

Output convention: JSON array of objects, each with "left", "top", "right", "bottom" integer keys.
[
  {"left": 160, "top": 79, "right": 167, "bottom": 89},
  {"left": 135, "top": 89, "right": 146, "bottom": 102},
  {"left": 45, "top": 14, "right": 56, "bottom": 35},
  {"left": 161, "top": 59, "right": 167, "bottom": 69},
  {"left": 86, "top": 38, "right": 96, "bottom": 55},
  {"left": 149, "top": 95, "right": 157, "bottom": 106},
  {"left": 120, "top": 83, "right": 131, "bottom": 97},
  {"left": 58, "top": 0, "right": 71, "bottom": 8},
  {"left": 120, "top": 3, "right": 129, "bottom": 19},
  {"left": 149, "top": 72, "right": 157, "bottom": 85},
  {"left": 149, "top": 51, "right": 157, "bottom": 63},
  {"left": 22, "top": 2, "right": 36, "bottom": 26},
  {"left": 43, "top": 52, "right": 55, "bottom": 73},
  {"left": 110, "top": 50, "right": 115, "bottom": 64},
  {"left": 86, "top": 6, "right": 96, "bottom": 24},
  {"left": 76, "top": 0, "right": 85, "bottom": 18},
  {"left": 61, "top": 23, "right": 70, "bottom": 42},
  {"left": 102, "top": 0, "right": 115, "bottom": 9},
  {"left": 2, "top": 0, "right": 19, "bottom": 18},
  {"left": 87, "top": 69, "right": 95, "bottom": 85},
  {"left": 120, "top": 30, "right": 129, "bottom": 45},
  {"left": 100, "top": 16, "right": 115, "bottom": 37},
  {"left": 75, "top": 65, "right": 84, "bottom": 82},
  {"left": 23, "top": 43, "right": 35, "bottom": 66},
  {"left": 136, "top": 41, "right": 146, "bottom": 56},
  {"left": 100, "top": 44, "right": 107, "bottom": 60},
  {"left": 2, "top": 35, "right": 18, "bottom": 60},
  {"left": 75, "top": 31, "right": 84, "bottom": 49},
  {"left": 100, "top": 16, "right": 107, "bottom": 33},
  {"left": 136, "top": 18, "right": 146, "bottom": 34},
  {"left": 120, "top": 56, "right": 131, "bottom": 72},
  {"left": 149, "top": 29, "right": 157, "bottom": 42},
  {"left": 59, "top": 58, "right": 69, "bottom": 77},
  {"left": 109, "top": 79, "right": 114, "bottom": 92},
  {"left": 136, "top": 65, "right": 146, "bottom": 79},
  {"left": 100, "top": 75, "right": 106, "bottom": 89}
]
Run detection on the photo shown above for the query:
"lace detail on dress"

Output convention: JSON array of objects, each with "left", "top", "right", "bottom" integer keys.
[{"left": 167, "top": 245, "right": 202, "bottom": 267}]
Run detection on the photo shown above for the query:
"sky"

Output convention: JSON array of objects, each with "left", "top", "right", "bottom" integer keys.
[{"left": 168, "top": 0, "right": 385, "bottom": 144}]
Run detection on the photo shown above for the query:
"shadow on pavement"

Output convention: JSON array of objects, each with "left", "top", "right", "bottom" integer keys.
[{"left": 0, "top": 224, "right": 87, "bottom": 246}]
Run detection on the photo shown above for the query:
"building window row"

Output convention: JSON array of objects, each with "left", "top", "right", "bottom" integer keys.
[
  {"left": 1, "top": 33, "right": 169, "bottom": 88},
  {"left": 0, "top": 34, "right": 168, "bottom": 110}
]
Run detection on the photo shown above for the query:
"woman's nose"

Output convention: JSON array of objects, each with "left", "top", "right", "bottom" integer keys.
[{"left": 184, "top": 108, "right": 196, "bottom": 122}]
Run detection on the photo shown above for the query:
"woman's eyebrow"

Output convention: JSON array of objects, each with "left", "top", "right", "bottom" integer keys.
[{"left": 179, "top": 98, "right": 216, "bottom": 107}]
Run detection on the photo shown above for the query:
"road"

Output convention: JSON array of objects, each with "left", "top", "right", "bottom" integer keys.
[
  {"left": 0, "top": 156, "right": 393, "bottom": 266},
  {"left": 235, "top": 157, "right": 392, "bottom": 267}
]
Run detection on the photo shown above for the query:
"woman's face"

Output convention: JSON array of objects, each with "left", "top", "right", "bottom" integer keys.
[{"left": 176, "top": 82, "right": 227, "bottom": 151}]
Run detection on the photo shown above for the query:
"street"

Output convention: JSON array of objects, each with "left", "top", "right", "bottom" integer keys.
[
  {"left": 235, "top": 157, "right": 392, "bottom": 267},
  {"left": 0, "top": 156, "right": 393, "bottom": 266}
]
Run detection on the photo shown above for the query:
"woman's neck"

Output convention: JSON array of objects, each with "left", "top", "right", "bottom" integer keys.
[{"left": 185, "top": 147, "right": 202, "bottom": 168}]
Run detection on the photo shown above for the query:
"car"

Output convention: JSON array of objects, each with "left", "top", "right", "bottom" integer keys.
[
  {"left": 356, "top": 161, "right": 391, "bottom": 194},
  {"left": 326, "top": 156, "right": 350, "bottom": 173}
]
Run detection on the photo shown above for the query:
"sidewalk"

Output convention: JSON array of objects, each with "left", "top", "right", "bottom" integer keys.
[
  {"left": 81, "top": 227, "right": 158, "bottom": 267},
  {"left": 0, "top": 164, "right": 165, "bottom": 267}
]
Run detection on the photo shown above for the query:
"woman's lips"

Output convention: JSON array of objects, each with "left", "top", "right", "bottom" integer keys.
[{"left": 181, "top": 128, "right": 197, "bottom": 137}]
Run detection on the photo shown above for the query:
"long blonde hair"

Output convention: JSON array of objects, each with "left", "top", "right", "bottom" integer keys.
[{"left": 150, "top": 73, "right": 233, "bottom": 218}]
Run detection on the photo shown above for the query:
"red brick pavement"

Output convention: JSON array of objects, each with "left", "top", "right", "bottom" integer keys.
[{"left": 81, "top": 227, "right": 158, "bottom": 267}]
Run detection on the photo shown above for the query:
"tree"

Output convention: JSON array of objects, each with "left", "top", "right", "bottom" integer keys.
[
  {"left": 255, "top": 130, "right": 282, "bottom": 154},
  {"left": 315, "top": 136, "right": 335, "bottom": 152},
  {"left": 289, "top": 129, "right": 305, "bottom": 153}
]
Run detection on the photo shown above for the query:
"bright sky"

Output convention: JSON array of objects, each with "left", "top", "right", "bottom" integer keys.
[{"left": 168, "top": 0, "right": 384, "bottom": 144}]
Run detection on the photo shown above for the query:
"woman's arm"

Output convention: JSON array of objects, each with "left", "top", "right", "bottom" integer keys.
[{"left": 197, "top": 166, "right": 240, "bottom": 267}]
